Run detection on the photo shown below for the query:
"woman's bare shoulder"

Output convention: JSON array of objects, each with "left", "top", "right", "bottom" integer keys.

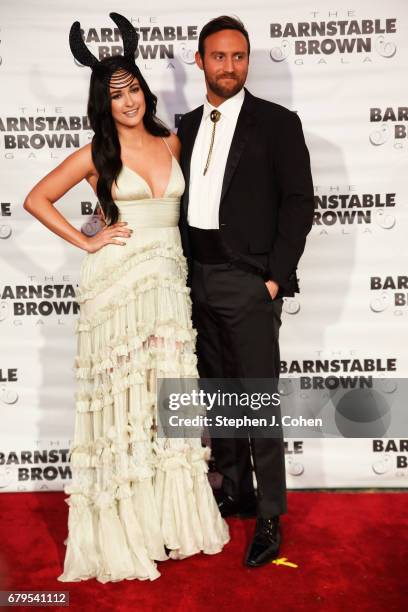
[
  {"left": 66, "top": 143, "right": 96, "bottom": 177},
  {"left": 165, "top": 132, "right": 181, "bottom": 159}
]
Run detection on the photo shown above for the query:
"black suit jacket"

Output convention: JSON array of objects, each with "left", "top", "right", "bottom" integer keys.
[{"left": 177, "top": 88, "right": 314, "bottom": 296}]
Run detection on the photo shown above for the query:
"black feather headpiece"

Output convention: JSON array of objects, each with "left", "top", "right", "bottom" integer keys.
[{"left": 69, "top": 12, "right": 141, "bottom": 88}]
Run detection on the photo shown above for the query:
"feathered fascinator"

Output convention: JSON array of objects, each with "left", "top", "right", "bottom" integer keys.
[{"left": 69, "top": 12, "right": 141, "bottom": 88}]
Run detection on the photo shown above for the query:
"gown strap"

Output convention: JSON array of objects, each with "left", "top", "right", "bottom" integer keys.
[{"left": 161, "top": 136, "right": 175, "bottom": 159}]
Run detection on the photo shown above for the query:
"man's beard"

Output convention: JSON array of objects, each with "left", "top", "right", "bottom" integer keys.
[{"left": 206, "top": 72, "right": 246, "bottom": 100}]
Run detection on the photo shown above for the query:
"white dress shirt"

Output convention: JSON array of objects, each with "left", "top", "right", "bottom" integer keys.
[{"left": 188, "top": 88, "right": 245, "bottom": 229}]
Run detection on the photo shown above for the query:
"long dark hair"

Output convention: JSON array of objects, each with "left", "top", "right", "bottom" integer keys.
[{"left": 87, "top": 56, "right": 170, "bottom": 225}]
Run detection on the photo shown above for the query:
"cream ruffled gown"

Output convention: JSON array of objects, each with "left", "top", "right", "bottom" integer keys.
[{"left": 58, "top": 142, "right": 229, "bottom": 583}]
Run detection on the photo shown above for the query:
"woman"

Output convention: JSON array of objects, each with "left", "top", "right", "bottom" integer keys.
[{"left": 24, "top": 13, "right": 229, "bottom": 583}]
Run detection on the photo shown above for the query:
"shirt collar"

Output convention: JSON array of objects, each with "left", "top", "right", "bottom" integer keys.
[{"left": 203, "top": 88, "right": 245, "bottom": 121}]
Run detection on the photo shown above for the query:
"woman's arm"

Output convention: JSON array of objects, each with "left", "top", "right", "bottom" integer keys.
[{"left": 23, "top": 143, "right": 131, "bottom": 253}]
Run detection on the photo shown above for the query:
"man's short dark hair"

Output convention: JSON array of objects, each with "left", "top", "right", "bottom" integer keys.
[{"left": 198, "top": 15, "right": 250, "bottom": 57}]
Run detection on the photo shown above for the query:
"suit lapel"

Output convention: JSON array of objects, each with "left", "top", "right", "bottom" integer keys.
[
  {"left": 181, "top": 106, "right": 203, "bottom": 215},
  {"left": 220, "top": 89, "right": 256, "bottom": 204}
]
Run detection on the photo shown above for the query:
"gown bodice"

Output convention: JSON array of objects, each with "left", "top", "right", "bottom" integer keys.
[{"left": 112, "top": 156, "right": 185, "bottom": 229}]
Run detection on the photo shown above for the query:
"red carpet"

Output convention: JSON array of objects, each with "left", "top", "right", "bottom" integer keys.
[{"left": 0, "top": 491, "right": 406, "bottom": 611}]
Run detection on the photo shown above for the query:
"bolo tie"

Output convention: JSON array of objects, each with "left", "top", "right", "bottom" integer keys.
[{"left": 203, "top": 109, "right": 221, "bottom": 175}]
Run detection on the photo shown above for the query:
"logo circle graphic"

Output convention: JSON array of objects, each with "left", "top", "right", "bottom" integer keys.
[
  {"left": 0, "top": 467, "right": 13, "bottom": 489},
  {"left": 334, "top": 389, "right": 391, "bottom": 438},
  {"left": 74, "top": 58, "right": 87, "bottom": 68},
  {"left": 0, "top": 386, "right": 19, "bottom": 405},
  {"left": 372, "top": 457, "right": 391, "bottom": 475},
  {"left": 375, "top": 210, "right": 396, "bottom": 230},
  {"left": 287, "top": 457, "right": 304, "bottom": 476},
  {"left": 375, "top": 36, "right": 397, "bottom": 59},
  {"left": 178, "top": 43, "right": 196, "bottom": 65},
  {"left": 270, "top": 40, "right": 291, "bottom": 62},
  {"left": 283, "top": 299, "right": 300, "bottom": 315},
  {"left": 0, "top": 301, "right": 10, "bottom": 322},
  {"left": 81, "top": 216, "right": 103, "bottom": 237},
  {"left": 376, "top": 379, "right": 397, "bottom": 394},
  {"left": 369, "top": 124, "right": 389, "bottom": 146},
  {"left": 370, "top": 292, "right": 390, "bottom": 313},
  {"left": 279, "top": 379, "right": 295, "bottom": 396},
  {"left": 0, "top": 225, "right": 12, "bottom": 239}
]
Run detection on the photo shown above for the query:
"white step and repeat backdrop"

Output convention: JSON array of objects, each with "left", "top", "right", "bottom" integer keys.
[{"left": 1, "top": 0, "right": 407, "bottom": 492}]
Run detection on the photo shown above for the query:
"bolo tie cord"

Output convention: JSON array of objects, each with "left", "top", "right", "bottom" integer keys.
[{"left": 203, "top": 109, "right": 221, "bottom": 175}]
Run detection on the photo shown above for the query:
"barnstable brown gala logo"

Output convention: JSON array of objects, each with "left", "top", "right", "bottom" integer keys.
[
  {"left": 80, "top": 22, "right": 198, "bottom": 61},
  {"left": 313, "top": 192, "right": 396, "bottom": 227},
  {"left": 0, "top": 283, "right": 79, "bottom": 317},
  {"left": 0, "top": 449, "right": 71, "bottom": 482},
  {"left": 369, "top": 276, "right": 408, "bottom": 314},
  {"left": 270, "top": 14, "right": 397, "bottom": 63},
  {"left": 0, "top": 115, "right": 91, "bottom": 150},
  {"left": 280, "top": 357, "right": 397, "bottom": 391},
  {"left": 372, "top": 439, "right": 408, "bottom": 474},
  {"left": 280, "top": 357, "right": 397, "bottom": 374},
  {"left": 369, "top": 107, "right": 408, "bottom": 147}
]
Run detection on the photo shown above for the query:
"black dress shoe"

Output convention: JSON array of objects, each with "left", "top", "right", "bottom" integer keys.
[
  {"left": 245, "top": 516, "right": 281, "bottom": 567},
  {"left": 215, "top": 491, "right": 257, "bottom": 518}
]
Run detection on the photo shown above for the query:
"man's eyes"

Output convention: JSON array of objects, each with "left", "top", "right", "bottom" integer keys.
[{"left": 215, "top": 54, "right": 245, "bottom": 60}]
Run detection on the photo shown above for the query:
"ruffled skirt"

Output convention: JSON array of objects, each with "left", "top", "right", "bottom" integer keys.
[{"left": 58, "top": 227, "right": 229, "bottom": 583}]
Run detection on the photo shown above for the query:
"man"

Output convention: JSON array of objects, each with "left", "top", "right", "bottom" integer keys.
[{"left": 177, "top": 16, "right": 314, "bottom": 567}]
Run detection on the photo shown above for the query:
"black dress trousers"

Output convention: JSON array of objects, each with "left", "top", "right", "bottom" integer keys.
[{"left": 191, "top": 258, "right": 287, "bottom": 518}]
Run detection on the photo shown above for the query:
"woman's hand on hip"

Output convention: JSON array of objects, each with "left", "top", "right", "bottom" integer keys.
[{"left": 84, "top": 222, "right": 132, "bottom": 253}]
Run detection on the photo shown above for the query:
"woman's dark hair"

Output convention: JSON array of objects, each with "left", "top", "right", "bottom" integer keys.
[
  {"left": 198, "top": 15, "right": 250, "bottom": 58},
  {"left": 87, "top": 56, "right": 170, "bottom": 225}
]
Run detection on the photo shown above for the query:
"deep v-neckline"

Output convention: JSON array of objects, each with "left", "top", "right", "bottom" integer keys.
[{"left": 122, "top": 146, "right": 175, "bottom": 199}]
